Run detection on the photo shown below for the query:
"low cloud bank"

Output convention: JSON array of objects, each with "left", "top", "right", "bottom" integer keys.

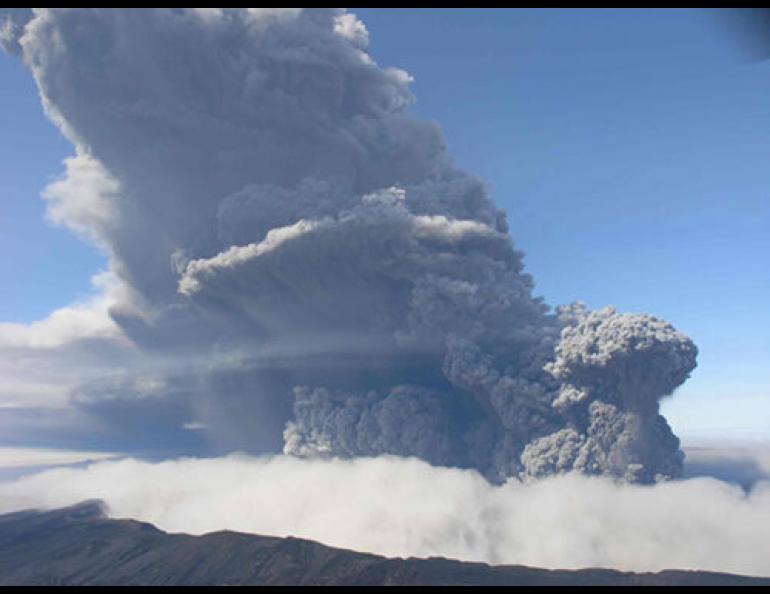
[{"left": 0, "top": 454, "right": 768, "bottom": 577}]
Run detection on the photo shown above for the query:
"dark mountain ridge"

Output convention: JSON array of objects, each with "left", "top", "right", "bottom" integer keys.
[{"left": 0, "top": 501, "right": 766, "bottom": 586}]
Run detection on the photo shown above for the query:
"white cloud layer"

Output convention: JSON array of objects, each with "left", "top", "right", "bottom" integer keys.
[
  {"left": 0, "top": 272, "right": 121, "bottom": 351},
  {"left": 0, "top": 272, "right": 134, "bottom": 410},
  {"left": 0, "top": 454, "right": 768, "bottom": 577}
]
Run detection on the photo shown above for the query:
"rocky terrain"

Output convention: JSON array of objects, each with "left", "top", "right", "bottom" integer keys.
[{"left": 0, "top": 501, "right": 766, "bottom": 586}]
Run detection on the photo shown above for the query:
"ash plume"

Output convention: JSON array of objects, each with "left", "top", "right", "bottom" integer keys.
[{"left": 0, "top": 8, "right": 697, "bottom": 483}]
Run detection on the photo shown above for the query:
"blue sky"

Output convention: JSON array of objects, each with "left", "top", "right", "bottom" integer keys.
[{"left": 1, "top": 8, "right": 768, "bottom": 439}]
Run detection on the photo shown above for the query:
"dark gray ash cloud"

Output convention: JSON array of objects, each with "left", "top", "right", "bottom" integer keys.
[{"left": 0, "top": 8, "right": 697, "bottom": 483}]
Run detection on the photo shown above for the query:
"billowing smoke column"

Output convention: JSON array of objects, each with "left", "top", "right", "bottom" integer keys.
[{"left": 1, "top": 8, "right": 696, "bottom": 483}]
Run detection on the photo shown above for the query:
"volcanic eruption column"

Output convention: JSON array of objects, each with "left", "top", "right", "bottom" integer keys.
[{"left": 1, "top": 8, "right": 697, "bottom": 483}]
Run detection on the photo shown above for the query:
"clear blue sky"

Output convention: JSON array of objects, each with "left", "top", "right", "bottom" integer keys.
[{"left": 1, "top": 8, "right": 768, "bottom": 439}]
